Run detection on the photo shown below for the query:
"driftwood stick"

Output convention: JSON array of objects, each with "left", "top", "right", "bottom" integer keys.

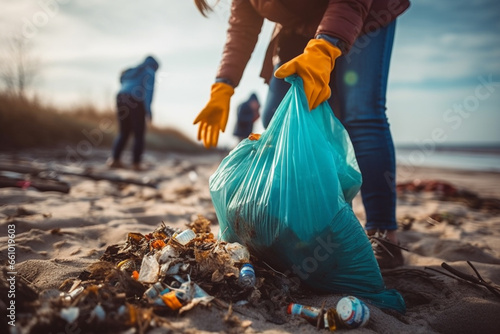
[{"left": 0, "top": 160, "right": 159, "bottom": 189}]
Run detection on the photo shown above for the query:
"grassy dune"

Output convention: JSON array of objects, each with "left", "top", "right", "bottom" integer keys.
[{"left": 0, "top": 93, "right": 203, "bottom": 153}]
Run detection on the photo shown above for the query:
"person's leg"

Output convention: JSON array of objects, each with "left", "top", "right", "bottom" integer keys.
[
  {"left": 131, "top": 99, "right": 146, "bottom": 165},
  {"left": 111, "top": 94, "right": 132, "bottom": 165},
  {"left": 331, "top": 21, "right": 397, "bottom": 236},
  {"left": 261, "top": 66, "right": 291, "bottom": 129},
  {"left": 261, "top": 33, "right": 309, "bottom": 128}
]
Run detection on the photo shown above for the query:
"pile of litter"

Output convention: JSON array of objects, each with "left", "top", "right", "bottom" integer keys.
[{"left": 11, "top": 216, "right": 301, "bottom": 333}]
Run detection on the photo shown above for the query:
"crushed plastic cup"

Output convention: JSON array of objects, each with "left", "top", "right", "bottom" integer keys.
[
  {"left": 138, "top": 254, "right": 160, "bottom": 283},
  {"left": 175, "top": 229, "right": 196, "bottom": 245}
]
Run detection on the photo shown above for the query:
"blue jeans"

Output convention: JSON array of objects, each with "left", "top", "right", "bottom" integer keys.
[
  {"left": 112, "top": 93, "right": 146, "bottom": 164},
  {"left": 262, "top": 21, "right": 397, "bottom": 231}
]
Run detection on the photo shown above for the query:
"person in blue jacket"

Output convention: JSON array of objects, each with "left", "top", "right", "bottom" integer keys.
[
  {"left": 107, "top": 55, "right": 159, "bottom": 171},
  {"left": 233, "top": 93, "right": 260, "bottom": 141}
]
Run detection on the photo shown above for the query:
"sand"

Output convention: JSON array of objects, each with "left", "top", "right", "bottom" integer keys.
[{"left": 1, "top": 148, "right": 499, "bottom": 333}]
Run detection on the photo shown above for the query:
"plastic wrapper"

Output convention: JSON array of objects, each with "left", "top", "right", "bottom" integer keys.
[
  {"left": 209, "top": 75, "right": 405, "bottom": 313},
  {"left": 225, "top": 242, "right": 251, "bottom": 264}
]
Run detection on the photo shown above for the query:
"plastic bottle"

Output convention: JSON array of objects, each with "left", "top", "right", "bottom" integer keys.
[
  {"left": 287, "top": 303, "right": 340, "bottom": 330},
  {"left": 287, "top": 297, "right": 369, "bottom": 331},
  {"left": 287, "top": 303, "right": 323, "bottom": 326},
  {"left": 238, "top": 263, "right": 256, "bottom": 288}
]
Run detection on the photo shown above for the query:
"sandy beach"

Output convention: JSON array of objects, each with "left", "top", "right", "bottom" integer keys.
[{"left": 1, "top": 147, "right": 500, "bottom": 334}]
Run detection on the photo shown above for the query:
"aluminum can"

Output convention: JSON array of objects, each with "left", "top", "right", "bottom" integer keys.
[{"left": 336, "top": 296, "right": 370, "bottom": 328}]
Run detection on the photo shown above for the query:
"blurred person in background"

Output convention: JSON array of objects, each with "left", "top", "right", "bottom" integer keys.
[
  {"left": 107, "top": 55, "right": 159, "bottom": 171},
  {"left": 233, "top": 92, "right": 260, "bottom": 142}
]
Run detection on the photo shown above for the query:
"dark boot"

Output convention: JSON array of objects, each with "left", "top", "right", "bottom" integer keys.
[{"left": 369, "top": 230, "right": 405, "bottom": 269}]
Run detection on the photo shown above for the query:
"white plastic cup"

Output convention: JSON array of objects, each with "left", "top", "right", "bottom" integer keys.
[{"left": 175, "top": 229, "right": 196, "bottom": 245}]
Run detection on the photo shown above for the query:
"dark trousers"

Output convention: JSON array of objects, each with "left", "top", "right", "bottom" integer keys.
[{"left": 112, "top": 93, "right": 146, "bottom": 164}]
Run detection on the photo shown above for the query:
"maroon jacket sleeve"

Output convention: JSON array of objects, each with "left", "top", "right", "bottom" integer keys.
[
  {"left": 216, "top": 0, "right": 264, "bottom": 87},
  {"left": 316, "top": 0, "right": 373, "bottom": 51}
]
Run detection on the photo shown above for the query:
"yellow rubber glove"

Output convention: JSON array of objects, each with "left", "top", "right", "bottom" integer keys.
[
  {"left": 275, "top": 38, "right": 342, "bottom": 110},
  {"left": 193, "top": 82, "right": 234, "bottom": 148}
]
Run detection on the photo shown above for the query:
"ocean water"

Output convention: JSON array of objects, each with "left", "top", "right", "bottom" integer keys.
[{"left": 395, "top": 146, "right": 500, "bottom": 172}]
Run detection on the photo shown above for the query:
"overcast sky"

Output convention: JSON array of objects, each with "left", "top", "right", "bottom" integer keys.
[{"left": 1, "top": 0, "right": 499, "bottom": 149}]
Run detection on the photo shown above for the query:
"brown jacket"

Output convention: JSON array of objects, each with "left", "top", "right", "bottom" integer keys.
[{"left": 216, "top": 0, "right": 410, "bottom": 86}]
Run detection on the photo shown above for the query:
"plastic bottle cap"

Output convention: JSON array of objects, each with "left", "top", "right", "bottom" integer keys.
[
  {"left": 242, "top": 263, "right": 254, "bottom": 269},
  {"left": 287, "top": 303, "right": 294, "bottom": 315}
]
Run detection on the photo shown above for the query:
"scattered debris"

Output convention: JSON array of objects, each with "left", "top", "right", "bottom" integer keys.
[
  {"left": 10, "top": 215, "right": 300, "bottom": 333},
  {"left": 287, "top": 296, "right": 370, "bottom": 331},
  {"left": 397, "top": 179, "right": 459, "bottom": 197},
  {"left": 0, "top": 160, "right": 160, "bottom": 190},
  {"left": 0, "top": 170, "right": 70, "bottom": 193},
  {"left": 427, "top": 212, "right": 461, "bottom": 226},
  {"left": 397, "top": 179, "right": 500, "bottom": 212}
]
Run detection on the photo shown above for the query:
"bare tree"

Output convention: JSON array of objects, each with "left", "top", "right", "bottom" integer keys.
[{"left": 0, "top": 34, "right": 41, "bottom": 97}]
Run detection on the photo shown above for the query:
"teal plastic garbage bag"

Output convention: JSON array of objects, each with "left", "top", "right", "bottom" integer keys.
[
  {"left": 209, "top": 75, "right": 405, "bottom": 313},
  {"left": 310, "top": 103, "right": 362, "bottom": 203}
]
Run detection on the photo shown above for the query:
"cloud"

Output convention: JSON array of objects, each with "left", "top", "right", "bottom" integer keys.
[
  {"left": 0, "top": 0, "right": 498, "bottom": 147},
  {"left": 391, "top": 0, "right": 500, "bottom": 87}
]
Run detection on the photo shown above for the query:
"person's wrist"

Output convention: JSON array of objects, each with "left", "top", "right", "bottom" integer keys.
[
  {"left": 215, "top": 77, "right": 234, "bottom": 88},
  {"left": 316, "top": 34, "right": 346, "bottom": 54}
]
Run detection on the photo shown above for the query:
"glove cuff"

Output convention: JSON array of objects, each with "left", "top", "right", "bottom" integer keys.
[
  {"left": 212, "top": 82, "right": 235, "bottom": 97},
  {"left": 316, "top": 34, "right": 346, "bottom": 55},
  {"left": 309, "top": 38, "right": 342, "bottom": 59}
]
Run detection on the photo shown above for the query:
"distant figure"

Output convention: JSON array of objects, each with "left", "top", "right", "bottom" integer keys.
[
  {"left": 233, "top": 93, "right": 260, "bottom": 141},
  {"left": 107, "top": 55, "right": 159, "bottom": 171}
]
